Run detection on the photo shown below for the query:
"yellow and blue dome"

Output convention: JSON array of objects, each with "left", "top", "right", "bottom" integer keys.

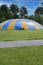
[{"left": 0, "top": 19, "right": 43, "bottom": 30}]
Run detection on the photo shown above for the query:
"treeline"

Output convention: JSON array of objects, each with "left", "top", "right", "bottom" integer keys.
[
  {"left": 0, "top": 2, "right": 43, "bottom": 25},
  {"left": 0, "top": 4, "right": 28, "bottom": 23},
  {"left": 29, "top": 2, "right": 43, "bottom": 25}
]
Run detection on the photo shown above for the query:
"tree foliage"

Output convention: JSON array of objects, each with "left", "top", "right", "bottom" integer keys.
[
  {"left": 20, "top": 6, "right": 28, "bottom": 18},
  {"left": 41, "top": 2, "right": 43, "bottom": 6},
  {"left": 10, "top": 4, "right": 19, "bottom": 14},
  {"left": 1, "top": 4, "right": 9, "bottom": 13},
  {"left": 35, "top": 7, "right": 43, "bottom": 16},
  {"left": 0, "top": 2, "right": 43, "bottom": 25}
]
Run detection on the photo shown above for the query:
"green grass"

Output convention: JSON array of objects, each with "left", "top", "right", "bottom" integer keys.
[
  {"left": 0, "top": 30, "right": 43, "bottom": 41},
  {"left": 0, "top": 46, "right": 43, "bottom": 65}
]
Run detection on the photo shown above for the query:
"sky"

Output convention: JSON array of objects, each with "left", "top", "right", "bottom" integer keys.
[{"left": 0, "top": 0, "right": 43, "bottom": 15}]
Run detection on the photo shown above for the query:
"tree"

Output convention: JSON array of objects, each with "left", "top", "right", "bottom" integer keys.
[
  {"left": 0, "top": 8, "right": 4, "bottom": 18},
  {"left": 35, "top": 2, "right": 43, "bottom": 16},
  {"left": 41, "top": 2, "right": 43, "bottom": 6},
  {"left": 35, "top": 7, "right": 43, "bottom": 16},
  {"left": 5, "top": 12, "right": 12, "bottom": 19},
  {"left": 20, "top": 6, "right": 28, "bottom": 18},
  {"left": 34, "top": 2, "right": 43, "bottom": 25},
  {"left": 12, "top": 14, "right": 19, "bottom": 18},
  {"left": 1, "top": 4, "right": 9, "bottom": 13},
  {"left": 10, "top": 4, "right": 19, "bottom": 15},
  {"left": 0, "top": 17, "right": 7, "bottom": 23},
  {"left": 35, "top": 7, "right": 43, "bottom": 24}
]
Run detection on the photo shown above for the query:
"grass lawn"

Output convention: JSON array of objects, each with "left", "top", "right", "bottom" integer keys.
[
  {"left": 0, "top": 30, "right": 43, "bottom": 41},
  {"left": 0, "top": 46, "right": 43, "bottom": 65}
]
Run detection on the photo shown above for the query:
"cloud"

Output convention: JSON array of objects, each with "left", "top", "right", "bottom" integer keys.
[{"left": 0, "top": 0, "right": 43, "bottom": 15}]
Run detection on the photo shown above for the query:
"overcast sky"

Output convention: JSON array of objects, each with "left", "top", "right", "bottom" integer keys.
[{"left": 0, "top": 0, "right": 43, "bottom": 15}]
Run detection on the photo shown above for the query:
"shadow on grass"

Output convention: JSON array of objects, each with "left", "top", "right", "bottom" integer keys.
[
  {"left": 3, "top": 38, "right": 43, "bottom": 41},
  {"left": 3, "top": 40, "right": 14, "bottom": 41}
]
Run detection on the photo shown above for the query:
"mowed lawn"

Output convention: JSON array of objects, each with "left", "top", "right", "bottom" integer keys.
[
  {"left": 0, "top": 30, "right": 43, "bottom": 41},
  {"left": 0, "top": 30, "right": 43, "bottom": 65},
  {"left": 0, "top": 46, "right": 43, "bottom": 65}
]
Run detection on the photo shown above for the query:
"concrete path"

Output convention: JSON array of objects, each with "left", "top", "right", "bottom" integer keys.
[{"left": 0, "top": 40, "right": 43, "bottom": 48}]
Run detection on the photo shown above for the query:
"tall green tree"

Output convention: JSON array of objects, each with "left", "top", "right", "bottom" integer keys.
[
  {"left": 0, "top": 7, "right": 7, "bottom": 23},
  {"left": 10, "top": 4, "right": 19, "bottom": 15},
  {"left": 0, "top": 8, "right": 3, "bottom": 18},
  {"left": 34, "top": 2, "right": 43, "bottom": 25},
  {"left": 41, "top": 2, "right": 43, "bottom": 6},
  {"left": 20, "top": 6, "right": 28, "bottom": 18},
  {"left": 35, "top": 2, "right": 43, "bottom": 16},
  {"left": 35, "top": 7, "right": 43, "bottom": 16},
  {"left": 1, "top": 4, "right": 9, "bottom": 13}
]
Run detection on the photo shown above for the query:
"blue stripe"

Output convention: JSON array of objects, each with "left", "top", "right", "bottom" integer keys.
[
  {"left": 14, "top": 19, "right": 22, "bottom": 30},
  {"left": 2, "top": 20, "right": 12, "bottom": 30},
  {"left": 28, "top": 25, "right": 36, "bottom": 30},
  {"left": 25, "top": 19, "right": 36, "bottom": 30}
]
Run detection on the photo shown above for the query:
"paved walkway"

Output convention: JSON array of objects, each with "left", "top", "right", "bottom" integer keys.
[{"left": 0, "top": 40, "right": 43, "bottom": 48}]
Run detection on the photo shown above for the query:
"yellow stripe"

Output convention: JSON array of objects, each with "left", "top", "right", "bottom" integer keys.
[
  {"left": 21, "top": 19, "right": 28, "bottom": 29},
  {"left": 0, "top": 24, "right": 1, "bottom": 29},
  {"left": 7, "top": 20, "right": 16, "bottom": 29},
  {"left": 29, "top": 20, "right": 40, "bottom": 29},
  {"left": 33, "top": 24, "right": 40, "bottom": 29}
]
